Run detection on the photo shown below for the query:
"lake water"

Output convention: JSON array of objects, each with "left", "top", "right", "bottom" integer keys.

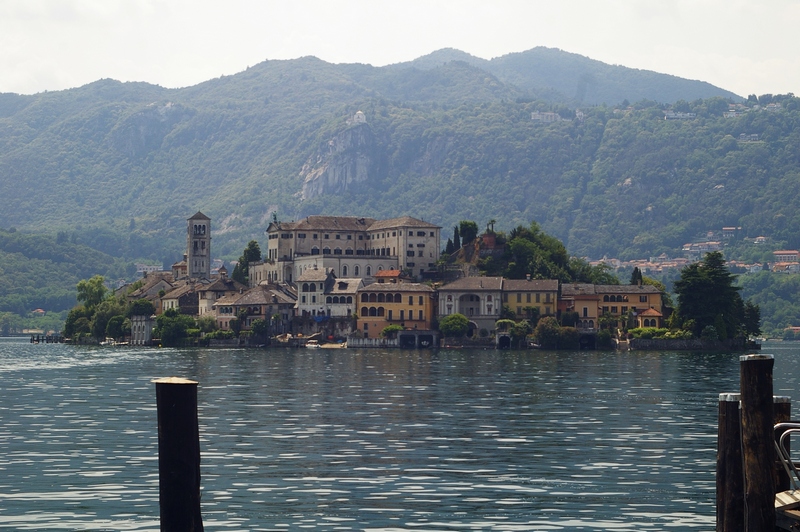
[{"left": 0, "top": 338, "right": 797, "bottom": 531}]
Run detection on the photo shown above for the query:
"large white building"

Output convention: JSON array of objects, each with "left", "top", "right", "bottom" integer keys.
[{"left": 260, "top": 215, "right": 441, "bottom": 283}]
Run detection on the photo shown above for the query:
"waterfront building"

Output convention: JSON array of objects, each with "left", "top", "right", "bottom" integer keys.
[
  {"left": 502, "top": 278, "right": 559, "bottom": 320},
  {"left": 357, "top": 282, "right": 435, "bottom": 338},
  {"left": 437, "top": 276, "right": 503, "bottom": 335}
]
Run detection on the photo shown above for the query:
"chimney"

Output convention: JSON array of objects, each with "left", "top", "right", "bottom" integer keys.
[{"left": 526, "top": 274, "right": 531, "bottom": 281}]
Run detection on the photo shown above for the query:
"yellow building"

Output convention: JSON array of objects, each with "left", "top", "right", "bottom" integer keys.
[
  {"left": 559, "top": 283, "right": 663, "bottom": 330},
  {"left": 357, "top": 283, "right": 435, "bottom": 338},
  {"left": 501, "top": 279, "right": 559, "bottom": 319}
]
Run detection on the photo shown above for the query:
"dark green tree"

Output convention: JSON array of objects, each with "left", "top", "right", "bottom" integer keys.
[
  {"left": 743, "top": 300, "right": 762, "bottom": 338},
  {"left": 630, "top": 267, "right": 643, "bottom": 285},
  {"left": 128, "top": 298, "right": 155, "bottom": 317},
  {"left": 445, "top": 238, "right": 454, "bottom": 255},
  {"left": 155, "top": 308, "right": 196, "bottom": 347},
  {"left": 458, "top": 220, "right": 479, "bottom": 244},
  {"left": 439, "top": 313, "right": 469, "bottom": 337},
  {"left": 534, "top": 316, "right": 561, "bottom": 349},
  {"left": 453, "top": 226, "right": 461, "bottom": 250},
  {"left": 673, "top": 252, "right": 745, "bottom": 338},
  {"left": 232, "top": 240, "right": 262, "bottom": 284},
  {"left": 105, "top": 315, "right": 126, "bottom": 340}
]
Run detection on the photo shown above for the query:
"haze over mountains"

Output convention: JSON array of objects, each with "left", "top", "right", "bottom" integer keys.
[{"left": 0, "top": 45, "right": 781, "bottom": 270}]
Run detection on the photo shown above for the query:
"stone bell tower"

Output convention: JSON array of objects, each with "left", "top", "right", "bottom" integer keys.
[{"left": 187, "top": 212, "right": 211, "bottom": 279}]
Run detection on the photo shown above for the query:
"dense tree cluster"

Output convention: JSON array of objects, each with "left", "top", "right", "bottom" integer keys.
[
  {"left": 672, "top": 252, "right": 760, "bottom": 339},
  {"left": 475, "top": 221, "right": 619, "bottom": 284}
]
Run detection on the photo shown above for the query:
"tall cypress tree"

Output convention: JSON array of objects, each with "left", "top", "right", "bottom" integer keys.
[{"left": 453, "top": 226, "right": 461, "bottom": 250}]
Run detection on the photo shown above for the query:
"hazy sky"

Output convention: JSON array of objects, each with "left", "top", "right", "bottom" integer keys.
[{"left": 1, "top": 0, "right": 798, "bottom": 97}]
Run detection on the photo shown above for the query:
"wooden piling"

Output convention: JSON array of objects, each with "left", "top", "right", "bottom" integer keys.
[
  {"left": 740, "top": 354, "right": 775, "bottom": 532},
  {"left": 774, "top": 396, "right": 792, "bottom": 493},
  {"left": 717, "top": 392, "right": 744, "bottom": 532},
  {"left": 154, "top": 377, "right": 204, "bottom": 532}
]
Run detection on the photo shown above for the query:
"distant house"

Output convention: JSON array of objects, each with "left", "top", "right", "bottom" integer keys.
[
  {"left": 773, "top": 250, "right": 800, "bottom": 262},
  {"left": 664, "top": 111, "right": 696, "bottom": 120},
  {"left": 722, "top": 226, "right": 741, "bottom": 239},
  {"left": 531, "top": 111, "right": 562, "bottom": 123},
  {"left": 773, "top": 262, "right": 800, "bottom": 274}
]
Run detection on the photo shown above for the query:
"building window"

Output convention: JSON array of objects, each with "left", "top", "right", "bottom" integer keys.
[
  {"left": 409, "top": 296, "right": 414, "bottom": 305},
  {"left": 611, "top": 306, "right": 618, "bottom": 313},
  {"left": 342, "top": 266, "right": 348, "bottom": 276},
  {"left": 336, "top": 234, "right": 341, "bottom": 239},
  {"left": 516, "top": 293, "right": 521, "bottom": 303},
  {"left": 418, "top": 296, "right": 423, "bottom": 305},
  {"left": 640, "top": 295, "right": 648, "bottom": 303}
]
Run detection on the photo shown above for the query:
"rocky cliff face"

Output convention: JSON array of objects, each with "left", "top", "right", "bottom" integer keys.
[
  {"left": 110, "top": 101, "right": 190, "bottom": 159},
  {"left": 300, "top": 124, "right": 380, "bottom": 200}
]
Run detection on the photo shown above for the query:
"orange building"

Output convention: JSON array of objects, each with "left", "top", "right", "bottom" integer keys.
[{"left": 357, "top": 283, "right": 435, "bottom": 338}]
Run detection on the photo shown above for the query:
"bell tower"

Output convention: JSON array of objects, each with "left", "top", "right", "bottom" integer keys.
[{"left": 187, "top": 212, "right": 211, "bottom": 279}]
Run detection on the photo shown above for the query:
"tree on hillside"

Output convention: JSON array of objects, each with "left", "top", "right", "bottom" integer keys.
[
  {"left": 673, "top": 251, "right": 758, "bottom": 339},
  {"left": 232, "top": 240, "right": 262, "bottom": 284},
  {"left": 453, "top": 226, "right": 461, "bottom": 250},
  {"left": 459, "top": 220, "right": 479, "bottom": 245}
]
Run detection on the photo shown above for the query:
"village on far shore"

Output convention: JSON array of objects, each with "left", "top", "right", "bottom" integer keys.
[{"left": 110, "top": 211, "right": 669, "bottom": 350}]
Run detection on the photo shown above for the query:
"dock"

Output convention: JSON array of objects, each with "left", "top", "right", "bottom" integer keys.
[{"left": 717, "top": 354, "right": 800, "bottom": 531}]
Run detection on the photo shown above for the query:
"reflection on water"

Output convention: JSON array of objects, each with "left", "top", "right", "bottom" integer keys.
[{"left": 0, "top": 337, "right": 794, "bottom": 530}]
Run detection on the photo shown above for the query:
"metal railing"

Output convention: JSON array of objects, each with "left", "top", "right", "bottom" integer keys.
[{"left": 775, "top": 422, "right": 800, "bottom": 491}]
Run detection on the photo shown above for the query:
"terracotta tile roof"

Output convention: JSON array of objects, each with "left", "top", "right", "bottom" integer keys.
[
  {"left": 375, "top": 269, "right": 403, "bottom": 278},
  {"left": 638, "top": 308, "right": 663, "bottom": 317}
]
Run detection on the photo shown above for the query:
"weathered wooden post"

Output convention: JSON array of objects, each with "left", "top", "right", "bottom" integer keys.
[
  {"left": 154, "top": 377, "right": 204, "bottom": 532},
  {"left": 739, "top": 354, "right": 775, "bottom": 532},
  {"left": 774, "top": 396, "right": 792, "bottom": 493},
  {"left": 717, "top": 393, "right": 743, "bottom": 532}
]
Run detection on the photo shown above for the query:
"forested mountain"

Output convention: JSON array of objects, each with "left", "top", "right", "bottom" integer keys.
[
  {"left": 0, "top": 45, "right": 756, "bottom": 267},
  {"left": 396, "top": 47, "right": 740, "bottom": 104}
]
